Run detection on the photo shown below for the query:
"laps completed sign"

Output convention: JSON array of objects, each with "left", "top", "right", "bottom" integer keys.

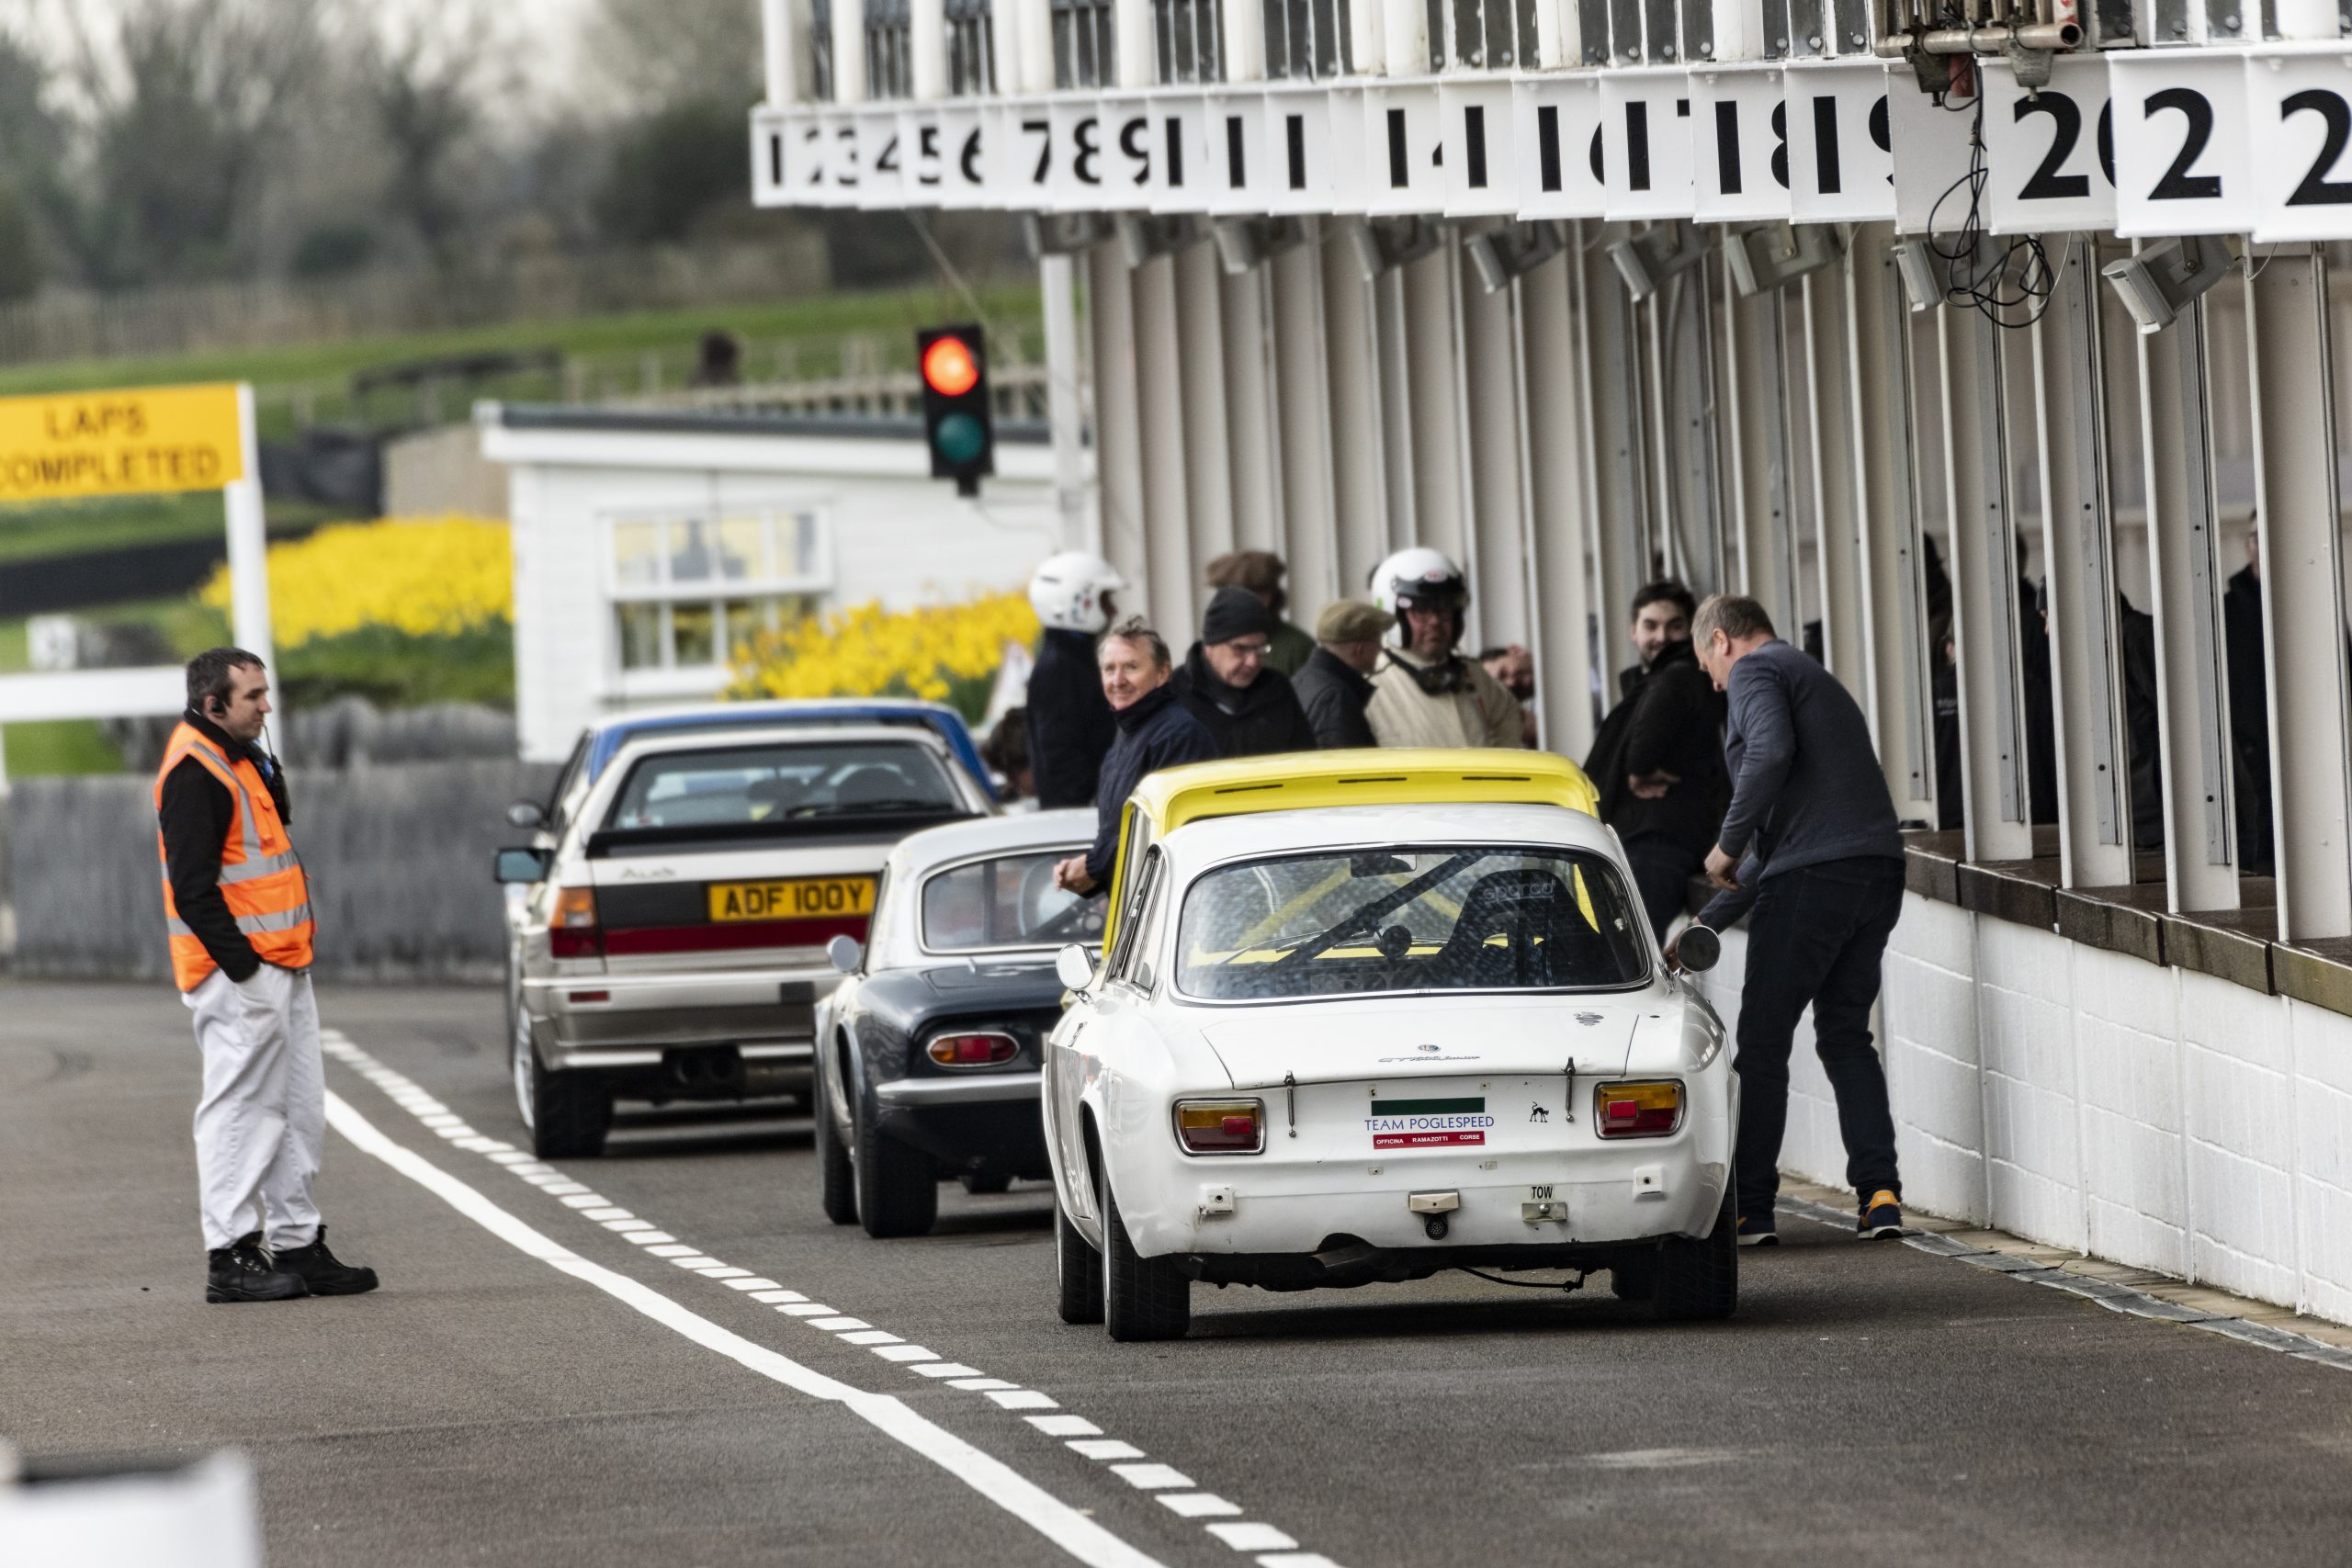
[{"left": 0, "top": 382, "right": 244, "bottom": 503}]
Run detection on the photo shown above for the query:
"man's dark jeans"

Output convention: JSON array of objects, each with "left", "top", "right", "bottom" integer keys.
[
  {"left": 1623, "top": 834, "right": 1702, "bottom": 942},
  {"left": 1733, "top": 854, "right": 1905, "bottom": 1222}
]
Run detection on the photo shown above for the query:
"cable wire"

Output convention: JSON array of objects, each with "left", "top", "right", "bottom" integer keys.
[{"left": 1923, "top": 44, "right": 2060, "bottom": 331}]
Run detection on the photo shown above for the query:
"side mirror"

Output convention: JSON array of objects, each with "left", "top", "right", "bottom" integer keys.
[
  {"left": 1675, "top": 924, "right": 1721, "bottom": 975},
  {"left": 493, "top": 846, "right": 554, "bottom": 885},
  {"left": 1055, "top": 943, "right": 1100, "bottom": 990},
  {"left": 506, "top": 800, "right": 547, "bottom": 829},
  {"left": 826, "top": 933, "right": 863, "bottom": 975}
]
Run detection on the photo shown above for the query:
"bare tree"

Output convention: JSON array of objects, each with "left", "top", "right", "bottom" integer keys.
[
  {"left": 585, "top": 0, "right": 763, "bottom": 115},
  {"left": 357, "top": 1, "right": 505, "bottom": 267}
]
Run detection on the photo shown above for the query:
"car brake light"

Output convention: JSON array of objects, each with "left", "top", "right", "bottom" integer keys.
[
  {"left": 927, "top": 1031, "right": 1019, "bottom": 1066},
  {"left": 550, "top": 885, "right": 602, "bottom": 959},
  {"left": 1174, "top": 1099, "right": 1264, "bottom": 1154},
  {"left": 1594, "top": 1080, "right": 1682, "bottom": 1137}
]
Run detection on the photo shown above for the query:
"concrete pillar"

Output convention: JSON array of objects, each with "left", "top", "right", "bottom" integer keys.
[{"left": 1521, "top": 248, "right": 1602, "bottom": 757}]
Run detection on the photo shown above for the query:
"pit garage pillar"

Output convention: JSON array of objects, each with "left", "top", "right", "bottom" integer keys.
[
  {"left": 1269, "top": 221, "right": 1342, "bottom": 611},
  {"left": 2246, "top": 248, "right": 2352, "bottom": 942},
  {"left": 1521, "top": 246, "right": 1602, "bottom": 758}
]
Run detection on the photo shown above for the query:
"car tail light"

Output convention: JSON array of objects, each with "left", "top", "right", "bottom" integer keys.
[
  {"left": 926, "top": 1031, "right": 1018, "bottom": 1067},
  {"left": 549, "top": 885, "right": 603, "bottom": 960},
  {"left": 1173, "top": 1099, "right": 1264, "bottom": 1155},
  {"left": 1594, "top": 1080, "right": 1683, "bottom": 1138}
]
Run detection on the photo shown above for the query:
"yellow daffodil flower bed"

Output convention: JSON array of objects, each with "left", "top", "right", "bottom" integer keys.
[
  {"left": 729, "top": 591, "right": 1037, "bottom": 720},
  {"left": 198, "top": 515, "right": 512, "bottom": 649}
]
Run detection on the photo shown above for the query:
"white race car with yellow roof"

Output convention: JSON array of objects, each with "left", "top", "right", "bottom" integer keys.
[{"left": 1043, "top": 750, "right": 1736, "bottom": 1341}]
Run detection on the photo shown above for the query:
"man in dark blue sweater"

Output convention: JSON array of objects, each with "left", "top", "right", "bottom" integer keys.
[
  {"left": 1679, "top": 594, "right": 1907, "bottom": 1247},
  {"left": 1054, "top": 619, "right": 1220, "bottom": 897}
]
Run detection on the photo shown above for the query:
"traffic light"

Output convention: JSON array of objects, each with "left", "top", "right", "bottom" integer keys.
[{"left": 916, "top": 325, "right": 993, "bottom": 497}]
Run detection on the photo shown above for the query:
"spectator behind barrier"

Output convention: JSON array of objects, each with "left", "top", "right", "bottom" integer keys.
[
  {"left": 1054, "top": 619, "right": 1218, "bottom": 897},
  {"left": 1170, "top": 587, "right": 1318, "bottom": 759},
  {"left": 1294, "top": 600, "right": 1387, "bottom": 750},
  {"left": 1205, "top": 549, "right": 1315, "bottom": 676}
]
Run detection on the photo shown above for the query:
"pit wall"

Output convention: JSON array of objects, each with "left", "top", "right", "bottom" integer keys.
[{"left": 1691, "top": 893, "right": 2352, "bottom": 1326}]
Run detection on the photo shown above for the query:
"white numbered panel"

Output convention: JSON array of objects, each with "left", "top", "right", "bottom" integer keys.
[
  {"left": 1784, "top": 62, "right": 1895, "bottom": 222},
  {"left": 2109, "top": 51, "right": 2254, "bottom": 236},
  {"left": 1691, "top": 66, "right": 1790, "bottom": 222},
  {"left": 986, "top": 100, "right": 1047, "bottom": 208},
  {"left": 1364, "top": 80, "right": 1446, "bottom": 216},
  {"left": 1887, "top": 68, "right": 1975, "bottom": 234},
  {"left": 1148, "top": 96, "right": 1214, "bottom": 214},
  {"left": 1098, "top": 95, "right": 1158, "bottom": 202},
  {"left": 2247, "top": 47, "right": 2352, "bottom": 243},
  {"left": 1047, "top": 96, "right": 1109, "bottom": 209},
  {"left": 1602, "top": 68, "right": 1697, "bottom": 219},
  {"left": 896, "top": 107, "right": 948, "bottom": 207},
  {"left": 1328, "top": 85, "right": 1370, "bottom": 214},
  {"left": 812, "top": 108, "right": 863, "bottom": 205},
  {"left": 1442, "top": 79, "right": 1520, "bottom": 215},
  {"left": 854, "top": 107, "right": 905, "bottom": 209},
  {"left": 1982, "top": 55, "right": 2115, "bottom": 233},
  {"left": 1514, "top": 74, "right": 1610, "bottom": 219},
  {"left": 935, "top": 106, "right": 988, "bottom": 208},
  {"left": 752, "top": 107, "right": 810, "bottom": 208},
  {"left": 1207, "top": 95, "right": 1271, "bottom": 214},
  {"left": 1262, "top": 85, "right": 1339, "bottom": 214}
]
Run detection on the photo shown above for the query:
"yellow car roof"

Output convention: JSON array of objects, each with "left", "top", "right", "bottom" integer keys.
[{"left": 1129, "top": 747, "right": 1600, "bottom": 830}]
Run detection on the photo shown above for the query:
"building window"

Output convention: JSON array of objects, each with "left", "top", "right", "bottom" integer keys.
[
  {"left": 947, "top": 0, "right": 997, "bottom": 94},
  {"left": 607, "top": 512, "right": 829, "bottom": 673},
  {"left": 1263, "top": 0, "right": 1351, "bottom": 77},
  {"left": 808, "top": 0, "right": 837, "bottom": 99},
  {"left": 1051, "top": 0, "right": 1114, "bottom": 87},
  {"left": 1425, "top": 0, "right": 1532, "bottom": 67},
  {"left": 866, "top": 0, "right": 914, "bottom": 98},
  {"left": 1152, "top": 0, "right": 1225, "bottom": 82}
]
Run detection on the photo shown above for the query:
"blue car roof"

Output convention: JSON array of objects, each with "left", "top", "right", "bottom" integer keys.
[{"left": 583, "top": 700, "right": 997, "bottom": 801}]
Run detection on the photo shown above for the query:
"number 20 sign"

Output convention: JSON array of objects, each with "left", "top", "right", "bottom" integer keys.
[{"left": 2247, "top": 50, "right": 2352, "bottom": 243}]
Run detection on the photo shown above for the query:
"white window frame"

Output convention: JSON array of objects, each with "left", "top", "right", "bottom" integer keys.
[{"left": 601, "top": 505, "right": 836, "bottom": 693}]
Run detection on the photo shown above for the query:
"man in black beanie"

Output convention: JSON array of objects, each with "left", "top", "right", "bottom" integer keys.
[{"left": 1172, "top": 586, "right": 1318, "bottom": 758}]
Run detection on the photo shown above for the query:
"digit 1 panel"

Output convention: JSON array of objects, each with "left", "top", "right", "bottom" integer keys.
[{"left": 1442, "top": 78, "right": 1521, "bottom": 215}]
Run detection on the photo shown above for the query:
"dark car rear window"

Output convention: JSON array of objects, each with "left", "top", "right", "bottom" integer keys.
[{"left": 605, "top": 741, "right": 960, "bottom": 834}]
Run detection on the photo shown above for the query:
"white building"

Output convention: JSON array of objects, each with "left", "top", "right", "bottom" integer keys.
[
  {"left": 480, "top": 404, "right": 1069, "bottom": 761},
  {"left": 746, "top": 0, "right": 2352, "bottom": 1323}
]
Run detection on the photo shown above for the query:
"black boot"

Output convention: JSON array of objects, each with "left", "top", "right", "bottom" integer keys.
[
  {"left": 207, "top": 1232, "right": 309, "bottom": 1303},
  {"left": 272, "top": 1224, "right": 379, "bottom": 1296}
]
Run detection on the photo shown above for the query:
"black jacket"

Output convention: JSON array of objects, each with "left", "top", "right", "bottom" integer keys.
[
  {"left": 1170, "top": 644, "right": 1317, "bottom": 760},
  {"left": 2224, "top": 565, "right": 2274, "bottom": 872},
  {"left": 1581, "top": 638, "right": 1729, "bottom": 859},
  {"left": 156, "top": 708, "right": 295, "bottom": 983},
  {"left": 1290, "top": 647, "right": 1376, "bottom": 750},
  {"left": 1026, "top": 628, "right": 1116, "bottom": 810},
  {"left": 1085, "top": 684, "right": 1219, "bottom": 885}
]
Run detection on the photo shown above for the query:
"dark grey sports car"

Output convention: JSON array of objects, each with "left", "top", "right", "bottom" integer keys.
[{"left": 813, "top": 809, "right": 1104, "bottom": 1237}]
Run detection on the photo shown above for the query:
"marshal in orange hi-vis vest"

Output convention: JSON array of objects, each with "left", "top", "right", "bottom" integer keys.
[{"left": 153, "top": 722, "right": 314, "bottom": 990}]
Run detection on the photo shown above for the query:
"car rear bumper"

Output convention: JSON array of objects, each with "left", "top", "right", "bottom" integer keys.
[
  {"left": 525, "top": 966, "right": 837, "bottom": 1061},
  {"left": 872, "top": 1077, "right": 1049, "bottom": 1178}
]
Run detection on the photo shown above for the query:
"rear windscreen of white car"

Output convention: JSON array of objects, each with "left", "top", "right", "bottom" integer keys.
[
  {"left": 922, "top": 851, "right": 1104, "bottom": 952},
  {"left": 1175, "top": 848, "right": 1649, "bottom": 1000},
  {"left": 605, "top": 741, "right": 961, "bottom": 834}
]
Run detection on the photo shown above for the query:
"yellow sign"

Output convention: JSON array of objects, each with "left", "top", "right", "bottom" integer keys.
[
  {"left": 708, "top": 877, "right": 876, "bottom": 923},
  {"left": 0, "top": 382, "right": 244, "bottom": 503}
]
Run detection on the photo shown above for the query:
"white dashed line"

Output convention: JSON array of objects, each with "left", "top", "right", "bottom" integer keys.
[{"left": 317, "top": 1032, "right": 1347, "bottom": 1568}]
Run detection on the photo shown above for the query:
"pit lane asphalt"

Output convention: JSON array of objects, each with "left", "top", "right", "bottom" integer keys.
[{"left": 6, "top": 981, "right": 2351, "bottom": 1568}]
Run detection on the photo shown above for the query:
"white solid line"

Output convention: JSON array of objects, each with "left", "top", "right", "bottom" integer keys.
[{"left": 321, "top": 1090, "right": 1170, "bottom": 1568}]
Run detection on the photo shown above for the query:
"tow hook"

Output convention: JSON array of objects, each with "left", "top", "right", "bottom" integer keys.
[{"left": 1408, "top": 1190, "right": 1460, "bottom": 1241}]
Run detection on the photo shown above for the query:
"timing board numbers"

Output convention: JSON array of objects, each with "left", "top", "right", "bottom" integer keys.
[
  {"left": 1513, "top": 75, "right": 1610, "bottom": 220},
  {"left": 1364, "top": 81, "right": 1447, "bottom": 216},
  {"left": 1691, "top": 66, "right": 1790, "bottom": 222},
  {"left": 1782, "top": 62, "right": 1895, "bottom": 222},
  {"left": 1442, "top": 80, "right": 1521, "bottom": 216},
  {"left": 2109, "top": 52, "right": 2254, "bottom": 236},
  {"left": 1261, "top": 85, "right": 1337, "bottom": 215},
  {"left": 1601, "top": 69, "right": 1697, "bottom": 220},
  {"left": 1885, "top": 66, "right": 1976, "bottom": 235},
  {"left": 1981, "top": 54, "right": 2115, "bottom": 233},
  {"left": 2247, "top": 49, "right": 2352, "bottom": 243}
]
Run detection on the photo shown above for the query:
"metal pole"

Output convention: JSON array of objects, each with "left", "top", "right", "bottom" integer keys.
[{"left": 224, "top": 383, "right": 274, "bottom": 678}]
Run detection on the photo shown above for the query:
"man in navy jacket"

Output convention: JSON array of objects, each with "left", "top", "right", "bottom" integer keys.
[{"left": 1053, "top": 619, "right": 1219, "bottom": 896}]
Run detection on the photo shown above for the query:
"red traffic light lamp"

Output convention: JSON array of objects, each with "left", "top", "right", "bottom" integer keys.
[{"left": 916, "top": 325, "right": 993, "bottom": 497}]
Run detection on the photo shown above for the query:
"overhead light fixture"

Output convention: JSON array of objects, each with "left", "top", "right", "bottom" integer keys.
[
  {"left": 1892, "top": 240, "right": 1943, "bottom": 312},
  {"left": 1116, "top": 214, "right": 1203, "bottom": 267},
  {"left": 2100, "top": 235, "right": 2234, "bottom": 335},
  {"left": 1607, "top": 223, "right": 1709, "bottom": 301},
  {"left": 1724, "top": 222, "right": 1843, "bottom": 297},
  {"left": 1345, "top": 217, "right": 1446, "bottom": 282},
  {"left": 1023, "top": 212, "right": 1115, "bottom": 257},
  {"left": 1464, "top": 221, "right": 1567, "bottom": 294},
  {"left": 1212, "top": 216, "right": 1309, "bottom": 275}
]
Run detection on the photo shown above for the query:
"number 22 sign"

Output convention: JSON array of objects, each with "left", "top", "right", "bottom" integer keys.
[{"left": 2247, "top": 49, "right": 2352, "bottom": 243}]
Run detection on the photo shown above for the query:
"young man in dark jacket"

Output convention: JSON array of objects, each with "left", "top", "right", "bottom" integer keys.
[
  {"left": 1171, "top": 587, "right": 1317, "bottom": 759},
  {"left": 1582, "top": 581, "right": 1729, "bottom": 939},
  {"left": 1054, "top": 620, "right": 1220, "bottom": 896},
  {"left": 1290, "top": 600, "right": 1385, "bottom": 750}
]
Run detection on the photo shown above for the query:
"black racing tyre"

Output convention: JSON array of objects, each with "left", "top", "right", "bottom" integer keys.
[
  {"left": 514, "top": 1020, "right": 610, "bottom": 1160},
  {"left": 1056, "top": 1201, "right": 1104, "bottom": 1325},
  {"left": 961, "top": 1172, "right": 1012, "bottom": 1195},
  {"left": 813, "top": 1059, "right": 857, "bottom": 1226},
  {"left": 1610, "top": 1249, "right": 1658, "bottom": 1303},
  {"left": 853, "top": 1093, "right": 938, "bottom": 1238},
  {"left": 1653, "top": 1181, "right": 1739, "bottom": 1322},
  {"left": 1100, "top": 1165, "right": 1189, "bottom": 1342}
]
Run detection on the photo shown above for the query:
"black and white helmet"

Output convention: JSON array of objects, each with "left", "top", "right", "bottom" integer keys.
[{"left": 1370, "top": 547, "right": 1469, "bottom": 642}]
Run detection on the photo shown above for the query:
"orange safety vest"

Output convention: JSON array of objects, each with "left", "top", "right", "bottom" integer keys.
[{"left": 153, "top": 721, "right": 314, "bottom": 990}]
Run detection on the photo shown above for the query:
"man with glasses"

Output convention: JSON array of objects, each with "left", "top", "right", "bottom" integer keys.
[{"left": 1170, "top": 586, "right": 1317, "bottom": 758}]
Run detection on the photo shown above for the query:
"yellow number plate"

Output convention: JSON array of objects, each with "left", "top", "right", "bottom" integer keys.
[{"left": 707, "top": 877, "right": 876, "bottom": 922}]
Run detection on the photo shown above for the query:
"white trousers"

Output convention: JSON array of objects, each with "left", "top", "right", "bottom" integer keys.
[{"left": 184, "top": 964, "right": 324, "bottom": 1252}]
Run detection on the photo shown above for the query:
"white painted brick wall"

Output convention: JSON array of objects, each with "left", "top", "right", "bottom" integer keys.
[{"left": 1691, "top": 889, "right": 2352, "bottom": 1325}]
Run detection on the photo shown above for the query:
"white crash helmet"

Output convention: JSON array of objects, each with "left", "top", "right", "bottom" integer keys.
[
  {"left": 1028, "top": 550, "right": 1126, "bottom": 635},
  {"left": 1370, "top": 547, "right": 1469, "bottom": 640}
]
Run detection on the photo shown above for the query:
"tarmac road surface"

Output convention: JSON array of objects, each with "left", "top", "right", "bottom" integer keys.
[{"left": 6, "top": 980, "right": 2351, "bottom": 1568}]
